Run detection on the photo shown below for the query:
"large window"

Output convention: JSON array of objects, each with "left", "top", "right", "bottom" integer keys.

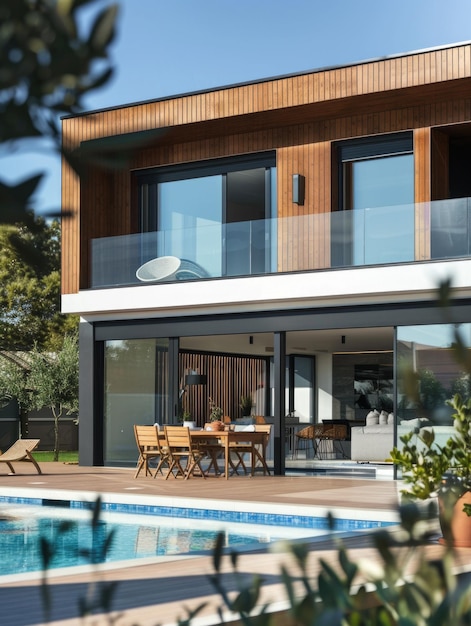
[
  {"left": 103, "top": 338, "right": 169, "bottom": 465},
  {"left": 397, "top": 324, "right": 471, "bottom": 424},
  {"left": 137, "top": 153, "right": 276, "bottom": 278},
  {"left": 333, "top": 133, "right": 414, "bottom": 266}
]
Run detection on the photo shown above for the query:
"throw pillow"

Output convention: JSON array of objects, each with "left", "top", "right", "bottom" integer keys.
[
  {"left": 379, "top": 410, "right": 388, "bottom": 425},
  {"left": 366, "top": 410, "right": 379, "bottom": 426}
]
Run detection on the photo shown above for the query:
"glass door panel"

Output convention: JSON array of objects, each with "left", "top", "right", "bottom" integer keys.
[
  {"left": 159, "top": 176, "right": 222, "bottom": 276},
  {"left": 103, "top": 338, "right": 169, "bottom": 465},
  {"left": 225, "top": 168, "right": 270, "bottom": 276},
  {"left": 340, "top": 153, "right": 414, "bottom": 266}
]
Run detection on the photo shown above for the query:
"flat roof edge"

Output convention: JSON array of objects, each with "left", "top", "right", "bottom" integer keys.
[{"left": 62, "top": 40, "right": 471, "bottom": 121}]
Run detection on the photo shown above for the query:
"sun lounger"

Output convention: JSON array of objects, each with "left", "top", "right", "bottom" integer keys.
[{"left": 0, "top": 439, "right": 42, "bottom": 474}]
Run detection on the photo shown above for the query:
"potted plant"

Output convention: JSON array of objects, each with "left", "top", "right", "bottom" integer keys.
[
  {"left": 208, "top": 397, "right": 225, "bottom": 430},
  {"left": 239, "top": 394, "right": 253, "bottom": 417},
  {"left": 181, "top": 410, "right": 197, "bottom": 430},
  {"left": 391, "top": 393, "right": 471, "bottom": 546}
]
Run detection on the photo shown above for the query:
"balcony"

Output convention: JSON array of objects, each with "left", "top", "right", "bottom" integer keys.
[{"left": 90, "top": 198, "right": 471, "bottom": 289}]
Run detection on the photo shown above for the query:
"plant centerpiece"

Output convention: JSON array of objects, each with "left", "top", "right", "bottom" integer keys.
[
  {"left": 239, "top": 394, "right": 253, "bottom": 418},
  {"left": 180, "top": 410, "right": 197, "bottom": 429},
  {"left": 208, "top": 397, "right": 225, "bottom": 430},
  {"left": 391, "top": 393, "right": 471, "bottom": 546}
]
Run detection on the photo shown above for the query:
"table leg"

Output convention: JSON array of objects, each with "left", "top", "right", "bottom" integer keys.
[{"left": 224, "top": 438, "right": 229, "bottom": 480}]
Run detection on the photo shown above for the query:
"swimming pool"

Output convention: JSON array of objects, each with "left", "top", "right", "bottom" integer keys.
[
  {"left": 0, "top": 490, "right": 399, "bottom": 579},
  {"left": 0, "top": 504, "right": 318, "bottom": 577}
]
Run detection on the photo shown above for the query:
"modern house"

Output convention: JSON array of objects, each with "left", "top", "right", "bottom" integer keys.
[{"left": 61, "top": 42, "right": 471, "bottom": 474}]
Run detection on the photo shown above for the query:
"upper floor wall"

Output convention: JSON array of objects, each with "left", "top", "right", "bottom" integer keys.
[{"left": 61, "top": 43, "right": 471, "bottom": 295}]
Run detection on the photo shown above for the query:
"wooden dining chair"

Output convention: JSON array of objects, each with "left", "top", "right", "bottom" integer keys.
[
  {"left": 253, "top": 424, "right": 271, "bottom": 475},
  {"left": 133, "top": 425, "right": 170, "bottom": 478},
  {"left": 229, "top": 425, "right": 256, "bottom": 475},
  {"left": 199, "top": 424, "right": 225, "bottom": 475},
  {"left": 164, "top": 426, "right": 208, "bottom": 479}
]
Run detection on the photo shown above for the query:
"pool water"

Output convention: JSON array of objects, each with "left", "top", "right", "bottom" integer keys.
[{"left": 0, "top": 505, "right": 318, "bottom": 577}]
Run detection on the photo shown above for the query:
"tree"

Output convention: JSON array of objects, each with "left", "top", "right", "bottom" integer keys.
[
  {"left": 27, "top": 334, "right": 79, "bottom": 460},
  {"left": 0, "top": 334, "right": 79, "bottom": 460},
  {"left": 0, "top": 214, "right": 78, "bottom": 350},
  {"left": 0, "top": 0, "right": 119, "bottom": 223}
]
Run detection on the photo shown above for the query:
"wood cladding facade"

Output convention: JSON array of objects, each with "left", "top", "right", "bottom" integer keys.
[{"left": 62, "top": 43, "right": 471, "bottom": 294}]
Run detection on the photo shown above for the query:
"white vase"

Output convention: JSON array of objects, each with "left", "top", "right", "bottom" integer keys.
[{"left": 183, "top": 420, "right": 197, "bottom": 430}]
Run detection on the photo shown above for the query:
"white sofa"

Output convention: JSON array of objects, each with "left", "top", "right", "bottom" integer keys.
[{"left": 350, "top": 413, "right": 456, "bottom": 463}]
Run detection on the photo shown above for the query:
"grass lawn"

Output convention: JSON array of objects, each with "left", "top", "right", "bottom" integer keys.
[{"left": 32, "top": 451, "right": 79, "bottom": 463}]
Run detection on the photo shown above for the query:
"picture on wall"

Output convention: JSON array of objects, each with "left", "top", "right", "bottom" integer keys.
[{"left": 354, "top": 364, "right": 393, "bottom": 412}]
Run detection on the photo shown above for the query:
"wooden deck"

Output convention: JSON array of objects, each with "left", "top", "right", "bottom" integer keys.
[{"left": 0, "top": 463, "right": 468, "bottom": 626}]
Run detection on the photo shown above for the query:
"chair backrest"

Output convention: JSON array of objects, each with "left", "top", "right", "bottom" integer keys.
[
  {"left": 134, "top": 425, "right": 162, "bottom": 452},
  {"left": 313, "top": 423, "right": 335, "bottom": 438},
  {"left": 331, "top": 424, "right": 348, "bottom": 439},
  {"left": 296, "top": 425, "right": 315, "bottom": 439},
  {"left": 234, "top": 424, "right": 255, "bottom": 432},
  {"left": 254, "top": 424, "right": 271, "bottom": 432},
  {"left": 1, "top": 439, "right": 40, "bottom": 459},
  {"left": 254, "top": 415, "right": 266, "bottom": 424},
  {"left": 254, "top": 424, "right": 271, "bottom": 447},
  {"left": 164, "top": 425, "right": 191, "bottom": 451}
]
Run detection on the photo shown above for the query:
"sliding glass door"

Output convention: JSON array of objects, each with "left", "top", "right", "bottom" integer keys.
[{"left": 103, "top": 338, "right": 169, "bottom": 465}]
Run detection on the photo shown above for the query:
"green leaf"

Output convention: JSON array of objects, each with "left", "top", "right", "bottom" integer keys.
[
  {"left": 212, "top": 531, "right": 224, "bottom": 572},
  {"left": 88, "top": 5, "right": 119, "bottom": 52}
]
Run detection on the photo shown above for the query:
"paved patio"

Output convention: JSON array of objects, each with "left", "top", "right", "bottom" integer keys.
[{"left": 0, "top": 463, "right": 468, "bottom": 626}]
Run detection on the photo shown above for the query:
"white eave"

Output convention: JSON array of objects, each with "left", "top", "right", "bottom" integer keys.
[{"left": 61, "top": 259, "right": 471, "bottom": 322}]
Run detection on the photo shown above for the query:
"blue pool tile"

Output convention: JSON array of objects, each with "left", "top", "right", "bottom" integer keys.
[{"left": 0, "top": 494, "right": 396, "bottom": 531}]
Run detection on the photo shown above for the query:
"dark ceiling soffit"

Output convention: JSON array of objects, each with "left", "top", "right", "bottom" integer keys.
[{"left": 93, "top": 298, "right": 471, "bottom": 342}]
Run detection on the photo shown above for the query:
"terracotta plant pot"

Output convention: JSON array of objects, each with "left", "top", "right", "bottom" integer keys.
[
  {"left": 208, "top": 420, "right": 225, "bottom": 431},
  {"left": 439, "top": 491, "right": 471, "bottom": 547}
]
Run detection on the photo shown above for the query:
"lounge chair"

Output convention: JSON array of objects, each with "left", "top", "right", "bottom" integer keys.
[{"left": 0, "top": 439, "right": 42, "bottom": 474}]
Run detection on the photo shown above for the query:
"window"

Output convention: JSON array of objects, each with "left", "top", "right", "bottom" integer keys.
[
  {"left": 397, "top": 324, "right": 471, "bottom": 423},
  {"left": 332, "top": 133, "right": 414, "bottom": 266},
  {"left": 136, "top": 153, "right": 276, "bottom": 278}
]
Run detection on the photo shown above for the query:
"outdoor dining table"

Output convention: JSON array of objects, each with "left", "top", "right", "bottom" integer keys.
[{"left": 189, "top": 429, "right": 270, "bottom": 479}]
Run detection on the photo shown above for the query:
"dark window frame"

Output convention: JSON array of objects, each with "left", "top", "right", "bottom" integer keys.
[
  {"left": 135, "top": 151, "right": 276, "bottom": 232},
  {"left": 334, "top": 132, "right": 413, "bottom": 211}
]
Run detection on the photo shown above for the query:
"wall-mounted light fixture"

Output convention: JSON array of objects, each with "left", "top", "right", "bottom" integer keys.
[
  {"left": 185, "top": 370, "right": 207, "bottom": 386},
  {"left": 292, "top": 174, "right": 305, "bottom": 206},
  {"left": 341, "top": 335, "right": 346, "bottom": 344}
]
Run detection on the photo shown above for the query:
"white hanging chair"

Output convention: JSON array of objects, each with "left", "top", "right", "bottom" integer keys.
[{"left": 136, "top": 256, "right": 208, "bottom": 282}]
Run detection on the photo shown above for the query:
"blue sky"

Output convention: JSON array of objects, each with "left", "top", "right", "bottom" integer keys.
[{"left": 4, "top": 0, "right": 471, "bottom": 216}]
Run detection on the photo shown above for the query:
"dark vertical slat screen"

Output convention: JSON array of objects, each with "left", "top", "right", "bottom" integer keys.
[{"left": 179, "top": 351, "right": 267, "bottom": 426}]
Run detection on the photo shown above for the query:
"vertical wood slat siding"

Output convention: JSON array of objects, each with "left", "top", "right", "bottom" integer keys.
[
  {"left": 277, "top": 142, "right": 331, "bottom": 272},
  {"left": 65, "top": 95, "right": 471, "bottom": 293},
  {"left": 62, "top": 44, "right": 471, "bottom": 294},
  {"left": 64, "top": 44, "right": 471, "bottom": 151},
  {"left": 414, "top": 128, "right": 431, "bottom": 261},
  {"left": 179, "top": 352, "right": 266, "bottom": 426}
]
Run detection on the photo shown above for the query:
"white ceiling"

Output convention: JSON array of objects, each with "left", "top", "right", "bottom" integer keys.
[{"left": 180, "top": 327, "right": 394, "bottom": 357}]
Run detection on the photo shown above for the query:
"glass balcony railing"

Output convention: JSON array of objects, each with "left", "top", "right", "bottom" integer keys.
[{"left": 90, "top": 198, "right": 471, "bottom": 289}]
